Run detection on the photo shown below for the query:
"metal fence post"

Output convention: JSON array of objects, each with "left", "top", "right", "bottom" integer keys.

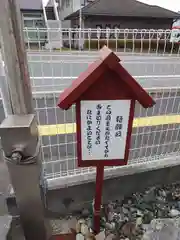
[{"left": 0, "top": 0, "right": 51, "bottom": 239}]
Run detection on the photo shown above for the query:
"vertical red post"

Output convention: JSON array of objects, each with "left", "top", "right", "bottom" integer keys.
[{"left": 93, "top": 166, "right": 104, "bottom": 234}]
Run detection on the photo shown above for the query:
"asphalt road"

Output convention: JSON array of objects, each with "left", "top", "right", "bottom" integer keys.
[
  {"left": 27, "top": 53, "right": 180, "bottom": 93},
  {"left": 0, "top": 52, "right": 180, "bottom": 178}
]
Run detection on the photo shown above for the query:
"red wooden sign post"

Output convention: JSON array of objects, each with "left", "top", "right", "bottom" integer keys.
[{"left": 58, "top": 46, "right": 155, "bottom": 233}]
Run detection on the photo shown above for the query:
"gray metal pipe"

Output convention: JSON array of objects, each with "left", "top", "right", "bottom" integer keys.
[
  {"left": 0, "top": 0, "right": 34, "bottom": 115},
  {"left": 0, "top": 53, "right": 13, "bottom": 117}
]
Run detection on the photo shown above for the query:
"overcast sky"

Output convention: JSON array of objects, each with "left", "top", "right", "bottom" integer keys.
[{"left": 138, "top": 0, "right": 180, "bottom": 12}]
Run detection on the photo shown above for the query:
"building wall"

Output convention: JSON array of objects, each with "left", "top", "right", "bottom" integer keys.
[
  {"left": 60, "top": 0, "right": 94, "bottom": 20},
  {"left": 84, "top": 16, "right": 173, "bottom": 30},
  {"left": 60, "top": 0, "right": 82, "bottom": 28},
  {"left": 17, "top": 0, "right": 42, "bottom": 10},
  {"left": 16, "top": 0, "right": 56, "bottom": 43},
  {"left": 60, "top": 0, "right": 75, "bottom": 20},
  {"left": 46, "top": 163, "right": 180, "bottom": 216},
  {"left": 60, "top": 0, "right": 93, "bottom": 27},
  {"left": 73, "top": 0, "right": 82, "bottom": 12},
  {"left": 17, "top": 0, "right": 56, "bottom": 10},
  {"left": 61, "top": 20, "right": 71, "bottom": 28}
]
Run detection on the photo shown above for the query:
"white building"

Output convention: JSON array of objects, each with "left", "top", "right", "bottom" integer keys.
[
  {"left": 15, "top": 0, "right": 94, "bottom": 48},
  {"left": 16, "top": 0, "right": 62, "bottom": 48},
  {"left": 17, "top": 0, "right": 94, "bottom": 29},
  {"left": 60, "top": 0, "right": 94, "bottom": 28}
]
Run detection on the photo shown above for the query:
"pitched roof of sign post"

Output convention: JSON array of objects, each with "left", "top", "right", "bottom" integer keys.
[
  {"left": 58, "top": 46, "right": 155, "bottom": 110},
  {"left": 65, "top": 0, "right": 180, "bottom": 20}
]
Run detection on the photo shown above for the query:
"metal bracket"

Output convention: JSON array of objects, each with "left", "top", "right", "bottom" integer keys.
[{"left": 5, "top": 139, "right": 41, "bottom": 165}]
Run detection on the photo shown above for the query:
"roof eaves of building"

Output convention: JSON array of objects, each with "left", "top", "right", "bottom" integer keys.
[
  {"left": 65, "top": 12, "right": 179, "bottom": 20},
  {"left": 64, "top": 0, "right": 180, "bottom": 20},
  {"left": 83, "top": 13, "right": 178, "bottom": 19}
]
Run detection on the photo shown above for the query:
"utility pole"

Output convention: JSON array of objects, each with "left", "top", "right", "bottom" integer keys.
[
  {"left": 79, "top": 0, "right": 85, "bottom": 50},
  {"left": 79, "top": 4, "right": 82, "bottom": 30},
  {"left": 0, "top": 0, "right": 51, "bottom": 239}
]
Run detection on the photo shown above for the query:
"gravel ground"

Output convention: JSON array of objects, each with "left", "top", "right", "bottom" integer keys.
[
  {"left": 51, "top": 182, "right": 180, "bottom": 240},
  {"left": 3, "top": 169, "right": 180, "bottom": 239}
]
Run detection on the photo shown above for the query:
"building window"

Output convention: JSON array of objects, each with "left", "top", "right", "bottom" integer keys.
[
  {"left": 66, "top": 0, "right": 70, "bottom": 7},
  {"left": 23, "top": 12, "right": 45, "bottom": 28},
  {"left": 22, "top": 12, "right": 46, "bottom": 43},
  {"left": 23, "top": 12, "right": 43, "bottom": 18}
]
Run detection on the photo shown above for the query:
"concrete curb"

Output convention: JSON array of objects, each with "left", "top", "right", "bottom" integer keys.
[{"left": 47, "top": 154, "right": 180, "bottom": 190}]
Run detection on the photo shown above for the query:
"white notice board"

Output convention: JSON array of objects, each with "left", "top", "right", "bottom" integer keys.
[{"left": 80, "top": 100, "right": 131, "bottom": 160}]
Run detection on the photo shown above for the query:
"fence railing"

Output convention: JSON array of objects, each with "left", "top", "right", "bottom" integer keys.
[
  {"left": 1, "top": 28, "right": 180, "bottom": 189},
  {"left": 23, "top": 28, "right": 180, "bottom": 54}
]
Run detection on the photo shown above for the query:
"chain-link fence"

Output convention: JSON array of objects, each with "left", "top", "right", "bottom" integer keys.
[
  {"left": 1, "top": 28, "right": 180, "bottom": 188},
  {"left": 33, "top": 88, "right": 180, "bottom": 180}
]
